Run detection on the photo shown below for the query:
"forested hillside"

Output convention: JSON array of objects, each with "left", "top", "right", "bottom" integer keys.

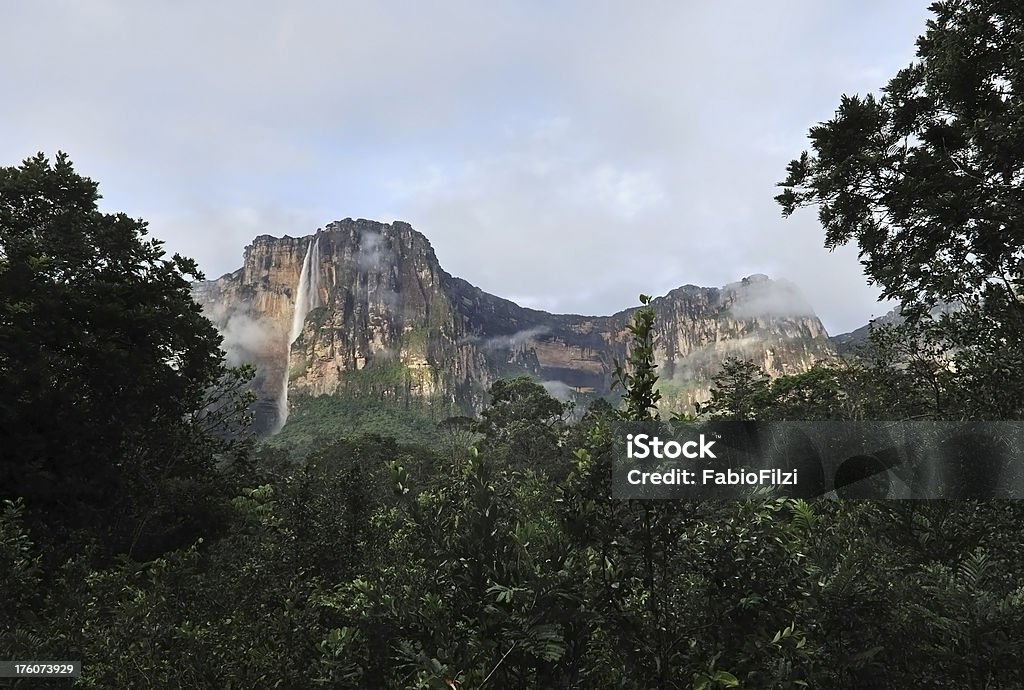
[{"left": 3, "top": 1, "right": 1024, "bottom": 687}]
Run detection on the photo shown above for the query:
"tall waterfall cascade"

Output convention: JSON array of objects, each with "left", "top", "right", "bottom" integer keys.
[{"left": 275, "top": 236, "right": 321, "bottom": 432}]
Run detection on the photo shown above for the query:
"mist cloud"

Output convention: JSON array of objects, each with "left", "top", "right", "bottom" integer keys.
[
  {"left": 669, "top": 336, "right": 770, "bottom": 385},
  {"left": 542, "top": 380, "right": 575, "bottom": 402},
  {"left": 465, "top": 326, "right": 551, "bottom": 352},
  {"left": 203, "top": 303, "right": 275, "bottom": 367},
  {"left": 356, "top": 231, "right": 393, "bottom": 271},
  {"left": 728, "top": 277, "right": 816, "bottom": 320}
]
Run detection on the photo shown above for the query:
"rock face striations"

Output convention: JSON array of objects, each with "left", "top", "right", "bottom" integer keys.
[{"left": 193, "top": 219, "right": 836, "bottom": 434}]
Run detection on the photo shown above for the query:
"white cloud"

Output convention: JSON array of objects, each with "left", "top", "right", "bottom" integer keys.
[
  {"left": 0, "top": 0, "right": 931, "bottom": 333},
  {"left": 464, "top": 327, "right": 551, "bottom": 351},
  {"left": 573, "top": 164, "right": 665, "bottom": 220},
  {"left": 200, "top": 301, "right": 276, "bottom": 368},
  {"left": 542, "top": 380, "right": 575, "bottom": 401}
]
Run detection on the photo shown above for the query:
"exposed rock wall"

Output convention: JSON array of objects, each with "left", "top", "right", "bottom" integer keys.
[{"left": 193, "top": 219, "right": 836, "bottom": 434}]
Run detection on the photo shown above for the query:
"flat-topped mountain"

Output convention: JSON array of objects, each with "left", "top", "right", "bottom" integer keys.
[{"left": 192, "top": 218, "right": 836, "bottom": 434}]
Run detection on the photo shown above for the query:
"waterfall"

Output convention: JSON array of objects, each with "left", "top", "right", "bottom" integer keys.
[
  {"left": 275, "top": 236, "right": 321, "bottom": 432},
  {"left": 289, "top": 236, "right": 321, "bottom": 344}
]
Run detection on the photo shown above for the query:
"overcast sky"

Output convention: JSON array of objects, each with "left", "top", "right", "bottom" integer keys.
[{"left": 1, "top": 1, "right": 935, "bottom": 334}]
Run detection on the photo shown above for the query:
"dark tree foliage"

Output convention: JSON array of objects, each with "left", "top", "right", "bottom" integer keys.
[
  {"left": 437, "top": 414, "right": 480, "bottom": 462},
  {"left": 476, "top": 377, "right": 569, "bottom": 473},
  {"left": 0, "top": 152, "right": 244, "bottom": 559},
  {"left": 5, "top": 306, "right": 1024, "bottom": 687},
  {"left": 612, "top": 294, "right": 661, "bottom": 421},
  {"left": 777, "top": 0, "right": 1024, "bottom": 420},
  {"left": 702, "top": 358, "right": 773, "bottom": 420},
  {"left": 777, "top": 0, "right": 1024, "bottom": 311},
  {"left": 478, "top": 377, "right": 568, "bottom": 437}
]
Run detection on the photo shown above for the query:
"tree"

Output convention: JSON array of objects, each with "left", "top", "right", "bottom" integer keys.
[
  {"left": 777, "top": 1, "right": 1024, "bottom": 419},
  {"left": 612, "top": 294, "right": 661, "bottom": 421},
  {"left": 777, "top": 0, "right": 1024, "bottom": 311},
  {"left": 437, "top": 414, "right": 479, "bottom": 462},
  {"left": 702, "top": 358, "right": 773, "bottom": 420},
  {"left": 476, "top": 377, "right": 568, "bottom": 472},
  {"left": 0, "top": 152, "right": 244, "bottom": 558}
]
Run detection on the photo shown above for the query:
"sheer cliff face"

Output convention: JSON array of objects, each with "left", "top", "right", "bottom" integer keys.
[{"left": 193, "top": 219, "right": 836, "bottom": 433}]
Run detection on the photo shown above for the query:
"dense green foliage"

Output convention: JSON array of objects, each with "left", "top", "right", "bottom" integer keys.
[
  {"left": 613, "top": 294, "right": 661, "bottom": 421},
  {"left": 776, "top": 0, "right": 1024, "bottom": 419},
  {"left": 5, "top": 337, "right": 1024, "bottom": 686},
  {"left": 776, "top": 0, "right": 1024, "bottom": 311},
  {"left": 267, "top": 393, "right": 450, "bottom": 455},
  {"left": 0, "top": 153, "right": 251, "bottom": 562},
  {"left": 4, "top": 4, "right": 1024, "bottom": 686}
]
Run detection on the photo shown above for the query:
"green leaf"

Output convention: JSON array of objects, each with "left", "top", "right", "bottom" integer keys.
[{"left": 712, "top": 670, "right": 740, "bottom": 687}]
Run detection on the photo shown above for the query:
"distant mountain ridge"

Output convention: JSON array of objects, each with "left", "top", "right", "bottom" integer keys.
[
  {"left": 830, "top": 308, "right": 904, "bottom": 355},
  {"left": 192, "top": 218, "right": 837, "bottom": 434},
  {"left": 830, "top": 302, "right": 962, "bottom": 355}
]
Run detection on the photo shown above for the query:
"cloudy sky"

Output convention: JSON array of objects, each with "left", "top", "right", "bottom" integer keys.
[{"left": 2, "top": 1, "right": 934, "bottom": 333}]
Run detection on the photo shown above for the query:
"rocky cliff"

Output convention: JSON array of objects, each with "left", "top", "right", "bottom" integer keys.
[{"left": 193, "top": 218, "right": 837, "bottom": 434}]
